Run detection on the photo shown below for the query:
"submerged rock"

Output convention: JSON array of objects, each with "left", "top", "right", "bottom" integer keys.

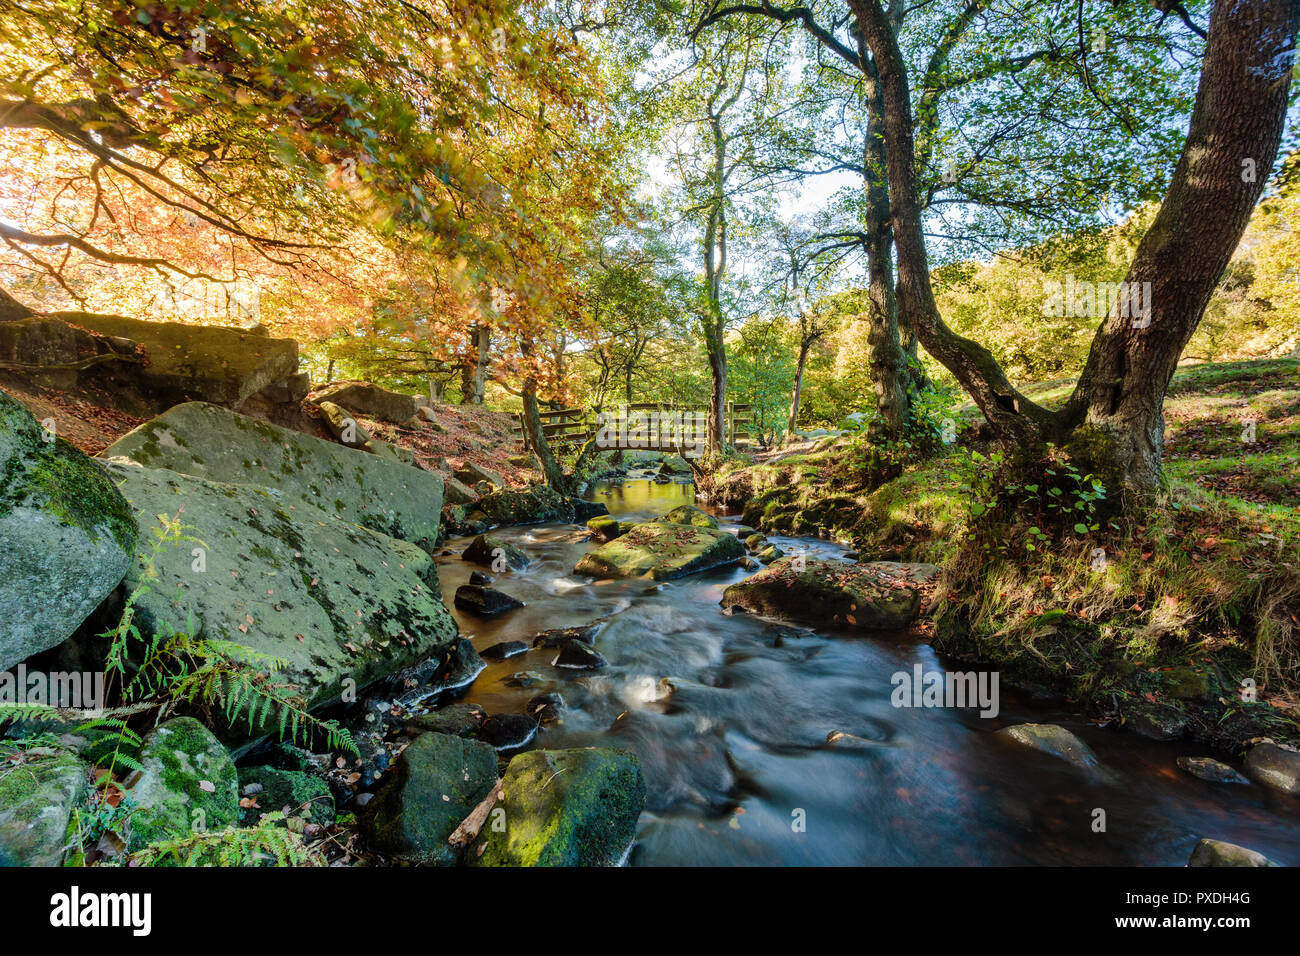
[
  {"left": 105, "top": 402, "right": 445, "bottom": 552},
  {"left": 526, "top": 693, "right": 566, "bottom": 724},
  {"left": 1188, "top": 838, "right": 1276, "bottom": 867},
  {"left": 361, "top": 732, "right": 498, "bottom": 866},
  {"left": 575, "top": 521, "right": 745, "bottom": 581},
  {"left": 532, "top": 623, "right": 599, "bottom": 648},
  {"left": 468, "top": 570, "right": 494, "bottom": 586},
  {"left": 552, "top": 638, "right": 607, "bottom": 670},
  {"left": 461, "top": 534, "right": 528, "bottom": 570},
  {"left": 503, "top": 671, "right": 549, "bottom": 688},
  {"left": 454, "top": 585, "right": 525, "bottom": 617},
  {"left": 995, "top": 723, "right": 1101, "bottom": 773},
  {"left": 0, "top": 390, "right": 136, "bottom": 669},
  {"left": 476, "top": 713, "right": 539, "bottom": 751},
  {"left": 481, "top": 640, "right": 528, "bottom": 660},
  {"left": 720, "top": 558, "right": 937, "bottom": 630},
  {"left": 126, "top": 717, "right": 239, "bottom": 851},
  {"left": 1176, "top": 757, "right": 1250, "bottom": 785},
  {"left": 470, "top": 748, "right": 645, "bottom": 866},
  {"left": 1243, "top": 743, "right": 1300, "bottom": 795},
  {"left": 0, "top": 748, "right": 88, "bottom": 866}
]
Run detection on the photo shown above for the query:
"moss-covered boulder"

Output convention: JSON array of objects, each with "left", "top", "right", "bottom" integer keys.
[
  {"left": 0, "top": 749, "right": 88, "bottom": 866},
  {"left": 475, "top": 486, "right": 575, "bottom": 526},
  {"left": 362, "top": 732, "right": 498, "bottom": 866},
  {"left": 126, "top": 717, "right": 239, "bottom": 851},
  {"left": 586, "top": 514, "right": 623, "bottom": 542},
  {"left": 237, "top": 765, "right": 334, "bottom": 827},
  {"left": 1188, "top": 838, "right": 1276, "bottom": 867},
  {"left": 653, "top": 504, "right": 717, "bottom": 528},
  {"left": 105, "top": 402, "right": 444, "bottom": 553},
  {"left": 0, "top": 389, "right": 136, "bottom": 669},
  {"left": 575, "top": 521, "right": 745, "bottom": 581},
  {"left": 471, "top": 748, "right": 645, "bottom": 867},
  {"left": 720, "top": 558, "right": 936, "bottom": 630},
  {"left": 60, "top": 312, "right": 298, "bottom": 409},
  {"left": 101, "top": 460, "right": 458, "bottom": 729}
]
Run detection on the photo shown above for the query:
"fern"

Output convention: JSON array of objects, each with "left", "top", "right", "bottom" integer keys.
[{"left": 129, "top": 813, "right": 325, "bottom": 867}]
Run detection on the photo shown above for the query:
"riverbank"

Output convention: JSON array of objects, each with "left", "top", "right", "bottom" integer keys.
[{"left": 702, "top": 358, "right": 1300, "bottom": 753}]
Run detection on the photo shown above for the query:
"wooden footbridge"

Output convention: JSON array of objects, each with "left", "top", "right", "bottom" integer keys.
[{"left": 514, "top": 401, "right": 756, "bottom": 453}]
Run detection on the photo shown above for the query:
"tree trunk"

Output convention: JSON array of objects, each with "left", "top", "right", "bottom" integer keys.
[
  {"left": 519, "top": 338, "right": 567, "bottom": 492},
  {"left": 1059, "top": 0, "right": 1299, "bottom": 490},
  {"left": 461, "top": 324, "right": 490, "bottom": 404},
  {"left": 853, "top": 0, "right": 1297, "bottom": 492},
  {"left": 706, "top": 329, "right": 727, "bottom": 452},
  {"left": 787, "top": 339, "right": 810, "bottom": 434}
]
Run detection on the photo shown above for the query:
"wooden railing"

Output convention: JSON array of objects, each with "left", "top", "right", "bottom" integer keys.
[{"left": 512, "top": 401, "right": 757, "bottom": 452}]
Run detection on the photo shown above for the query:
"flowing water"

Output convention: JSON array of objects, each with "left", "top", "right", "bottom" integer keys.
[{"left": 433, "top": 479, "right": 1300, "bottom": 866}]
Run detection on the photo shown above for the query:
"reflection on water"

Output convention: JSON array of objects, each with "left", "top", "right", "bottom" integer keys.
[{"left": 432, "top": 479, "right": 1300, "bottom": 866}]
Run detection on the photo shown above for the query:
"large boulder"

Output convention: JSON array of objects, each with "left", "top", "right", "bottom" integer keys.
[
  {"left": 470, "top": 748, "right": 645, "bottom": 867},
  {"left": 58, "top": 312, "right": 297, "bottom": 408},
  {"left": 126, "top": 717, "right": 239, "bottom": 851},
  {"left": 101, "top": 459, "right": 459, "bottom": 725},
  {"left": 0, "top": 390, "right": 136, "bottom": 669},
  {"left": 1243, "top": 743, "right": 1300, "bottom": 795},
  {"left": 0, "top": 749, "right": 88, "bottom": 866},
  {"left": 310, "top": 381, "right": 418, "bottom": 424},
  {"left": 575, "top": 522, "right": 745, "bottom": 581},
  {"left": 462, "top": 534, "right": 528, "bottom": 571},
  {"left": 315, "top": 400, "right": 414, "bottom": 464},
  {"left": 474, "top": 486, "right": 575, "bottom": 526},
  {"left": 0, "top": 316, "right": 137, "bottom": 389},
  {"left": 720, "top": 558, "right": 937, "bottom": 630},
  {"left": 362, "top": 731, "right": 498, "bottom": 866},
  {"left": 454, "top": 461, "right": 506, "bottom": 489},
  {"left": 105, "top": 402, "right": 445, "bottom": 553}
]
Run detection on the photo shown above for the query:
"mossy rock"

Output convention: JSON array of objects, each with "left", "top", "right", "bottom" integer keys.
[
  {"left": 107, "top": 402, "right": 445, "bottom": 553},
  {"left": 575, "top": 522, "right": 745, "bottom": 580},
  {"left": 237, "top": 766, "right": 334, "bottom": 827},
  {"left": 720, "top": 558, "right": 936, "bottom": 630},
  {"left": 1162, "top": 665, "right": 1215, "bottom": 702},
  {"left": 309, "top": 381, "right": 418, "bottom": 424},
  {"left": 1188, "top": 838, "right": 1276, "bottom": 867},
  {"left": 653, "top": 504, "right": 718, "bottom": 528},
  {"left": 0, "top": 389, "right": 136, "bottom": 669},
  {"left": 474, "top": 486, "right": 575, "bottom": 526},
  {"left": 0, "top": 750, "right": 88, "bottom": 866},
  {"left": 362, "top": 732, "right": 498, "bottom": 866},
  {"left": 470, "top": 748, "right": 645, "bottom": 867},
  {"left": 126, "top": 717, "right": 239, "bottom": 852},
  {"left": 586, "top": 514, "right": 623, "bottom": 542},
  {"left": 98, "top": 460, "right": 458, "bottom": 735}
]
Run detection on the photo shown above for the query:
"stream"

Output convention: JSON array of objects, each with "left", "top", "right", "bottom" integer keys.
[{"left": 433, "top": 479, "right": 1300, "bottom": 866}]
